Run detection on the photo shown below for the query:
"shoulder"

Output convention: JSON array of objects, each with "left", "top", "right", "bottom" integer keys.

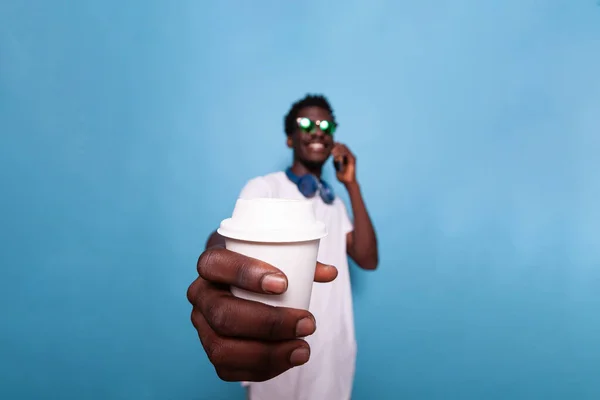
[
  {"left": 239, "top": 171, "right": 286, "bottom": 199},
  {"left": 262, "top": 171, "right": 286, "bottom": 183},
  {"left": 246, "top": 171, "right": 286, "bottom": 188}
]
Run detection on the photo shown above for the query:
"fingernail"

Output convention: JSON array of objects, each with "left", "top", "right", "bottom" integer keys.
[
  {"left": 295, "top": 317, "right": 316, "bottom": 337},
  {"left": 261, "top": 273, "right": 287, "bottom": 294},
  {"left": 290, "top": 347, "right": 310, "bottom": 366}
]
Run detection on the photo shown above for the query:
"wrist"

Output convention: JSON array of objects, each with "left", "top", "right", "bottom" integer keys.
[{"left": 344, "top": 181, "right": 360, "bottom": 191}]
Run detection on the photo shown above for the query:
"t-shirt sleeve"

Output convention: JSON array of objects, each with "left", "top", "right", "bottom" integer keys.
[
  {"left": 238, "top": 177, "right": 272, "bottom": 199},
  {"left": 339, "top": 199, "right": 354, "bottom": 235}
]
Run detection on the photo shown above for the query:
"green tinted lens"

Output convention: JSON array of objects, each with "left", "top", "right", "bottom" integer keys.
[
  {"left": 298, "top": 117, "right": 314, "bottom": 132},
  {"left": 319, "top": 120, "right": 335, "bottom": 135}
]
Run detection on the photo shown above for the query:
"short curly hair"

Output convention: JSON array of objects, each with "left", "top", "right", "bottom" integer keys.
[{"left": 284, "top": 94, "right": 337, "bottom": 136}]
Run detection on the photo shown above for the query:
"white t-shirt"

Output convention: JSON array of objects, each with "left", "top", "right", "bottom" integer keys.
[{"left": 238, "top": 171, "right": 357, "bottom": 400}]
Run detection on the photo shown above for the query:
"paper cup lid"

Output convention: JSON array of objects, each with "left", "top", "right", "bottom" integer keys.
[{"left": 217, "top": 198, "right": 327, "bottom": 243}]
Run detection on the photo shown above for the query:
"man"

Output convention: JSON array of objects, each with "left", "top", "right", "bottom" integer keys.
[{"left": 187, "top": 94, "right": 378, "bottom": 399}]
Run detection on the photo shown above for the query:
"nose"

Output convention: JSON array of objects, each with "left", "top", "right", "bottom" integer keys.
[{"left": 312, "top": 127, "right": 326, "bottom": 138}]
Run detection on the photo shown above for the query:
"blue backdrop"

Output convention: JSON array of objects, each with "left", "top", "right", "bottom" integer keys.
[{"left": 1, "top": 1, "right": 599, "bottom": 399}]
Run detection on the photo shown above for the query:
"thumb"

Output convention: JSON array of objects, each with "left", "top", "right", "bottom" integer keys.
[{"left": 314, "top": 262, "right": 337, "bottom": 282}]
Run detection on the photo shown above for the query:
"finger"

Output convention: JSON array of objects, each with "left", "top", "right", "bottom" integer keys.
[
  {"left": 186, "top": 277, "right": 202, "bottom": 305},
  {"left": 332, "top": 143, "right": 347, "bottom": 158},
  {"left": 338, "top": 143, "right": 353, "bottom": 158},
  {"left": 197, "top": 248, "right": 288, "bottom": 294},
  {"left": 195, "top": 293, "right": 316, "bottom": 340},
  {"left": 215, "top": 338, "right": 310, "bottom": 382},
  {"left": 332, "top": 148, "right": 344, "bottom": 162},
  {"left": 333, "top": 145, "right": 352, "bottom": 164},
  {"left": 193, "top": 311, "right": 310, "bottom": 382},
  {"left": 336, "top": 143, "right": 355, "bottom": 163},
  {"left": 314, "top": 262, "right": 338, "bottom": 283}
]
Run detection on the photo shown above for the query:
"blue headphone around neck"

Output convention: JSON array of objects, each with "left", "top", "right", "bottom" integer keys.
[{"left": 285, "top": 167, "right": 335, "bottom": 204}]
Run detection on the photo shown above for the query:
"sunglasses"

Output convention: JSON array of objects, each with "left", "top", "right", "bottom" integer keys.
[{"left": 296, "top": 117, "right": 337, "bottom": 135}]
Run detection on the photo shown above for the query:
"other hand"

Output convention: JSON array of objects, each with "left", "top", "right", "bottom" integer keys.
[{"left": 332, "top": 142, "right": 356, "bottom": 185}]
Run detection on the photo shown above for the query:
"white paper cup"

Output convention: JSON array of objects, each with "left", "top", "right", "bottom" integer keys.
[{"left": 217, "top": 198, "right": 327, "bottom": 310}]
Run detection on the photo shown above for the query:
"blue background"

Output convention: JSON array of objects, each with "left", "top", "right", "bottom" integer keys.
[{"left": 1, "top": 1, "right": 599, "bottom": 399}]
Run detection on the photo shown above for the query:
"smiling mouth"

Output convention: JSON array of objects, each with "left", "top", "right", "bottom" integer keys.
[{"left": 307, "top": 142, "right": 326, "bottom": 151}]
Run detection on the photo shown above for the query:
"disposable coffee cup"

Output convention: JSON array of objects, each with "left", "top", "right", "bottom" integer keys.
[{"left": 217, "top": 198, "right": 327, "bottom": 310}]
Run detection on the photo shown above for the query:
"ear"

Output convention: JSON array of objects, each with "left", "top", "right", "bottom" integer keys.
[{"left": 286, "top": 136, "right": 293, "bottom": 148}]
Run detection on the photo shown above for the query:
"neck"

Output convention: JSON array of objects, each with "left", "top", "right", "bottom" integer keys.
[{"left": 291, "top": 159, "right": 323, "bottom": 179}]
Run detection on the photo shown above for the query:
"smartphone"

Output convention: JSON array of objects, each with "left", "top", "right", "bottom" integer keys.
[{"left": 334, "top": 155, "right": 347, "bottom": 172}]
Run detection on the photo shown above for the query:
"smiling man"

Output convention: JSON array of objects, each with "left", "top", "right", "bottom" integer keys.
[{"left": 187, "top": 94, "right": 378, "bottom": 400}]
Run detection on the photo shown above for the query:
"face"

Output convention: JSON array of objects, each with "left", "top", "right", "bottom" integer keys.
[{"left": 287, "top": 106, "right": 336, "bottom": 166}]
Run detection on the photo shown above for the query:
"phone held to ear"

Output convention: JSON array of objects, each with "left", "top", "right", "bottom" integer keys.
[{"left": 334, "top": 155, "right": 347, "bottom": 172}]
